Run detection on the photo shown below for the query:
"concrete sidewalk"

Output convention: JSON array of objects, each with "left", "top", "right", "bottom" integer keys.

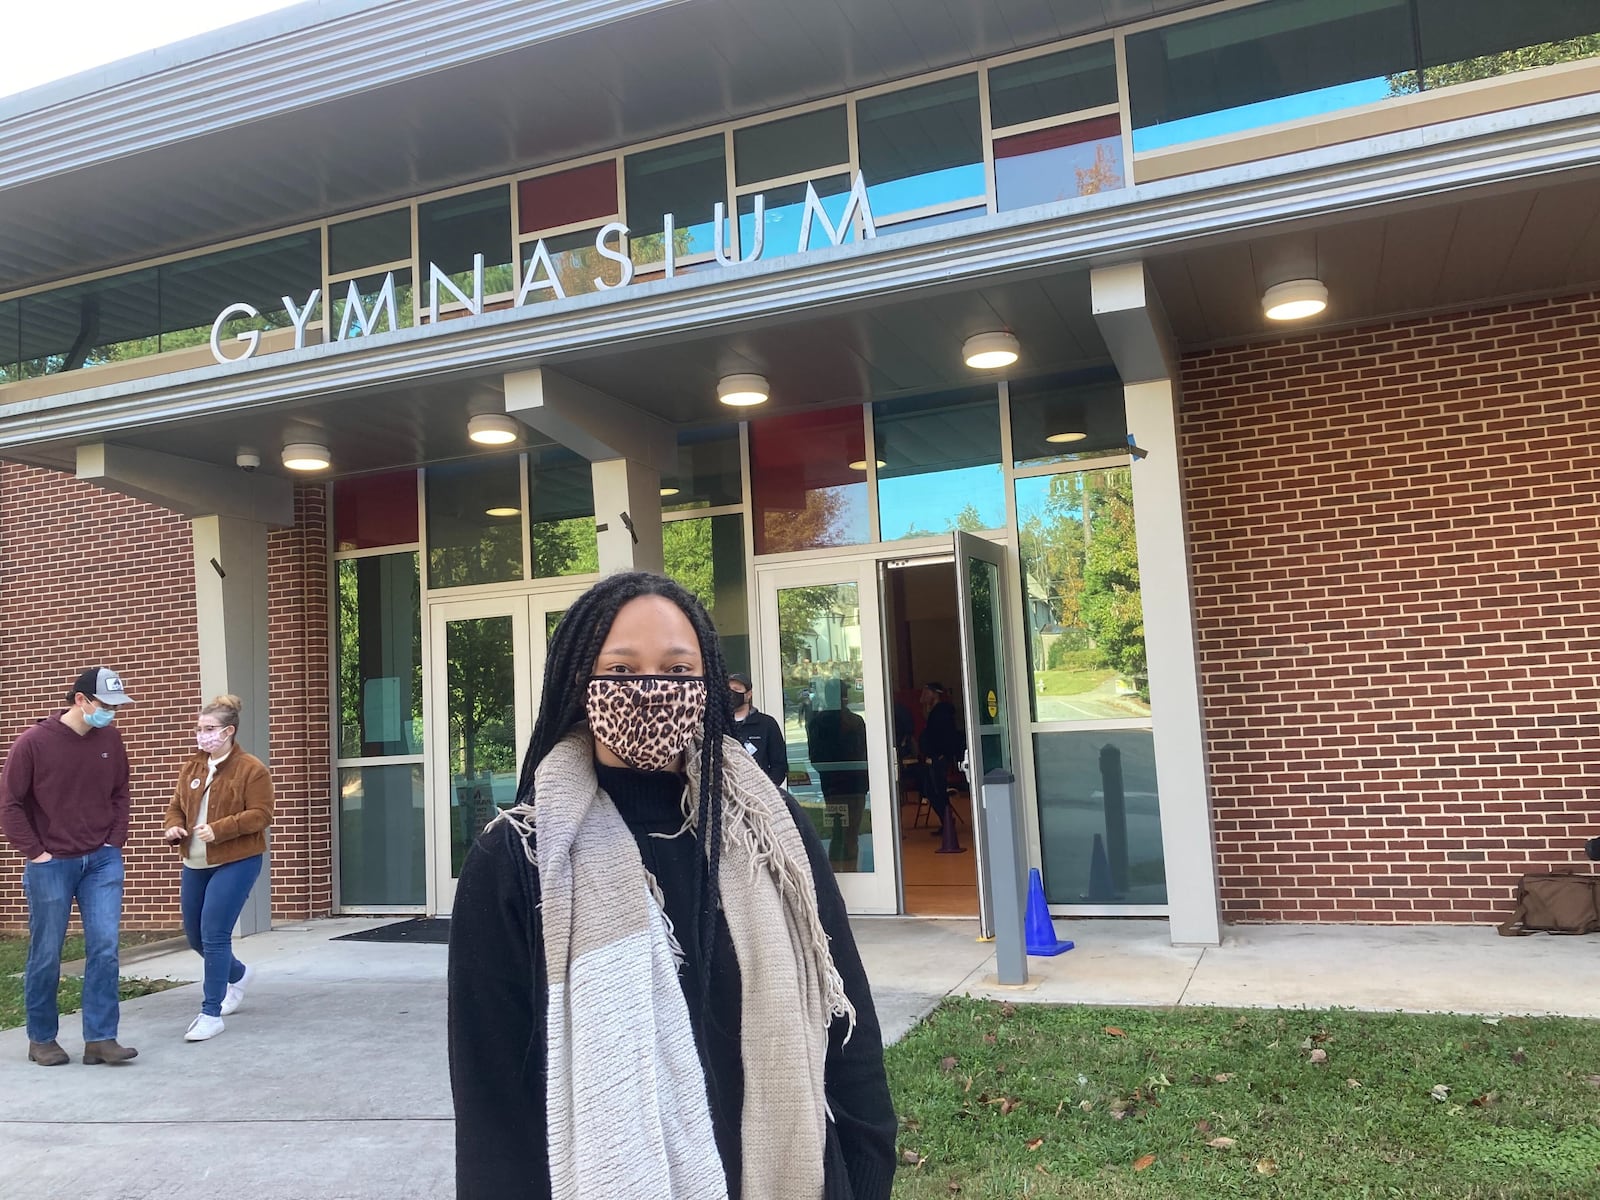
[{"left": 2, "top": 916, "right": 1597, "bottom": 1199}]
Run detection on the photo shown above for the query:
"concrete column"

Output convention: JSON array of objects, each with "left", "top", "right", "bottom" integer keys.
[
  {"left": 191, "top": 516, "right": 275, "bottom": 935},
  {"left": 591, "top": 457, "right": 665, "bottom": 574},
  {"left": 1125, "top": 379, "right": 1221, "bottom": 946}
]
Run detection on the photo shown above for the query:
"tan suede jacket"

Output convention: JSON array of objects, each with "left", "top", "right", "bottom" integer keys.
[{"left": 163, "top": 748, "right": 274, "bottom": 867}]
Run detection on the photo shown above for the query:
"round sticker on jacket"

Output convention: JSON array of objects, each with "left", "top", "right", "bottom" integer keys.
[{"left": 190, "top": 779, "right": 201, "bottom": 789}]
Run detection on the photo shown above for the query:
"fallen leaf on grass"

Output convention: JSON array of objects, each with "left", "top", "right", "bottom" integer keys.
[
  {"left": 1104, "top": 1026, "right": 1126, "bottom": 1038},
  {"left": 1482, "top": 1017, "right": 1500, "bottom": 1026},
  {"left": 1213, "top": 1072, "right": 1235, "bottom": 1083},
  {"left": 1207, "top": 1137, "right": 1237, "bottom": 1150},
  {"left": 982, "top": 1033, "right": 997, "bottom": 1046},
  {"left": 1027, "top": 1138, "right": 1044, "bottom": 1151},
  {"left": 947, "top": 1183, "right": 961, "bottom": 1195},
  {"left": 1584, "top": 1076, "right": 1600, "bottom": 1088},
  {"left": 1035, "top": 1163, "right": 1051, "bottom": 1176},
  {"left": 1078, "top": 1100, "right": 1093, "bottom": 1112},
  {"left": 1430, "top": 1084, "right": 1451, "bottom": 1102},
  {"left": 1347, "top": 1079, "right": 1362, "bottom": 1089},
  {"left": 1132, "top": 1154, "right": 1156, "bottom": 1172},
  {"left": 1309, "top": 1048, "right": 1328, "bottom": 1064},
  {"left": 999, "top": 1001, "right": 1016, "bottom": 1018},
  {"left": 1511, "top": 1048, "right": 1527, "bottom": 1065},
  {"left": 939, "top": 1056, "right": 958, "bottom": 1073},
  {"left": 1256, "top": 1158, "right": 1279, "bottom": 1176},
  {"left": 986, "top": 1095, "right": 1021, "bottom": 1116},
  {"left": 1194, "top": 1120, "right": 1212, "bottom": 1134},
  {"left": 1468, "top": 1092, "right": 1497, "bottom": 1108},
  {"left": 901, "top": 1150, "right": 925, "bottom": 1167}
]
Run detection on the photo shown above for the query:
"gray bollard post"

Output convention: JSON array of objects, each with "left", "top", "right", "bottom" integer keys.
[{"left": 981, "top": 767, "right": 1027, "bottom": 986}]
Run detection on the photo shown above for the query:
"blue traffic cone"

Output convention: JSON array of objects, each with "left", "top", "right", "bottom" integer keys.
[{"left": 1025, "top": 867, "right": 1074, "bottom": 957}]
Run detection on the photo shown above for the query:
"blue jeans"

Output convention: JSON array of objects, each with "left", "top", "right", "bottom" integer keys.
[
  {"left": 180, "top": 855, "right": 261, "bottom": 1017},
  {"left": 23, "top": 846, "right": 125, "bottom": 1044}
]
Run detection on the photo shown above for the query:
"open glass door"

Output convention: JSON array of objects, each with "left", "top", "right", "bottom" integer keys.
[
  {"left": 428, "top": 589, "right": 586, "bottom": 914},
  {"left": 756, "top": 560, "right": 897, "bottom": 914},
  {"left": 952, "top": 530, "right": 1016, "bottom": 937}
]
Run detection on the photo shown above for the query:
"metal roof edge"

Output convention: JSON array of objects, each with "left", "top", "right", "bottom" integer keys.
[{"left": 0, "top": 0, "right": 695, "bottom": 194}]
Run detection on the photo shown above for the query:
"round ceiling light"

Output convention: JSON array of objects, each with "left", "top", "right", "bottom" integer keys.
[
  {"left": 1262, "top": 278, "right": 1328, "bottom": 321},
  {"left": 660, "top": 487, "right": 681, "bottom": 497},
  {"left": 717, "top": 373, "right": 770, "bottom": 407},
  {"left": 467, "top": 413, "right": 520, "bottom": 445},
  {"left": 484, "top": 506, "right": 521, "bottom": 518},
  {"left": 1045, "top": 430, "right": 1088, "bottom": 444},
  {"left": 848, "top": 459, "right": 887, "bottom": 471},
  {"left": 281, "top": 442, "right": 330, "bottom": 471},
  {"left": 963, "top": 331, "right": 1020, "bottom": 370}
]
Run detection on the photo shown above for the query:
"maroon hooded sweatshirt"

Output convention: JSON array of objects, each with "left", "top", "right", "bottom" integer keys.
[{"left": 0, "top": 710, "right": 131, "bottom": 860}]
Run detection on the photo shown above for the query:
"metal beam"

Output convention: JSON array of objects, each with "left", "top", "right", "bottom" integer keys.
[
  {"left": 76, "top": 443, "right": 294, "bottom": 526},
  {"left": 1090, "top": 261, "right": 1178, "bottom": 384},
  {"left": 503, "top": 368, "right": 676, "bottom": 473}
]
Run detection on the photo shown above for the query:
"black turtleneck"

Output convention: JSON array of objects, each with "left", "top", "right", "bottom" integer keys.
[{"left": 448, "top": 761, "right": 898, "bottom": 1200}]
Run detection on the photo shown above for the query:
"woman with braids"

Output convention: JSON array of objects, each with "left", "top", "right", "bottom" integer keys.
[{"left": 448, "top": 572, "right": 897, "bottom": 1200}]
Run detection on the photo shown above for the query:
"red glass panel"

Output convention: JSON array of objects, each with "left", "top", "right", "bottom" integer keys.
[
  {"left": 993, "top": 114, "right": 1121, "bottom": 159},
  {"left": 750, "top": 406, "right": 870, "bottom": 554},
  {"left": 518, "top": 161, "right": 618, "bottom": 234},
  {"left": 334, "top": 470, "right": 419, "bottom": 550}
]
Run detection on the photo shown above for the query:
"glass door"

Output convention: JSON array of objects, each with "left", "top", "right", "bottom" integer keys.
[
  {"left": 952, "top": 531, "right": 1016, "bottom": 937},
  {"left": 428, "top": 589, "right": 584, "bottom": 914},
  {"left": 756, "top": 560, "right": 897, "bottom": 914}
]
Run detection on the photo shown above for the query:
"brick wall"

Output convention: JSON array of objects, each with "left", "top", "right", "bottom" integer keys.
[
  {"left": 1184, "top": 291, "right": 1600, "bottom": 924},
  {"left": 0, "top": 466, "right": 330, "bottom": 930}
]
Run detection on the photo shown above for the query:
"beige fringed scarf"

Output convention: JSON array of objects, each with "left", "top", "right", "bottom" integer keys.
[{"left": 495, "top": 730, "right": 854, "bottom": 1200}]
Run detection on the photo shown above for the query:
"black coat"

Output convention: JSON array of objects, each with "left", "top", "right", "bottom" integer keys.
[
  {"left": 730, "top": 706, "right": 789, "bottom": 786},
  {"left": 447, "top": 765, "right": 897, "bottom": 1200}
]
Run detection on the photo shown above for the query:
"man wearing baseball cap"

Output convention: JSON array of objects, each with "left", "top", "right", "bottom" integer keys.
[
  {"left": 1, "top": 667, "right": 138, "bottom": 1066},
  {"left": 727, "top": 671, "right": 789, "bottom": 787}
]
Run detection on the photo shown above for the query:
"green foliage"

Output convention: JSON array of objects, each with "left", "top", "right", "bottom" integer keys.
[
  {"left": 531, "top": 516, "right": 599, "bottom": 578},
  {"left": 886, "top": 999, "right": 1600, "bottom": 1198},
  {"left": 1079, "top": 471, "right": 1146, "bottom": 697},
  {"left": 0, "top": 933, "right": 184, "bottom": 1031},
  {"left": 1389, "top": 36, "right": 1600, "bottom": 96},
  {"left": 663, "top": 517, "right": 715, "bottom": 615}
]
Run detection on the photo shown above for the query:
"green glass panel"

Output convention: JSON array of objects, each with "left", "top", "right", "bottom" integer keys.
[
  {"left": 445, "top": 615, "right": 518, "bottom": 878},
  {"left": 338, "top": 764, "right": 425, "bottom": 906},
  {"left": 336, "top": 553, "right": 423, "bottom": 758}
]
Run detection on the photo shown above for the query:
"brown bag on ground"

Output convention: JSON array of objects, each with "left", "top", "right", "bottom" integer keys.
[{"left": 1497, "top": 873, "right": 1600, "bottom": 936}]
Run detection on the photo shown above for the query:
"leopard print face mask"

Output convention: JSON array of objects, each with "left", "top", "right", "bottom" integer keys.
[{"left": 585, "top": 676, "right": 708, "bottom": 772}]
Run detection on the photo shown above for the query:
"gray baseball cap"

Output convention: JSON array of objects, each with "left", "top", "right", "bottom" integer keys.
[{"left": 71, "top": 666, "right": 133, "bottom": 705}]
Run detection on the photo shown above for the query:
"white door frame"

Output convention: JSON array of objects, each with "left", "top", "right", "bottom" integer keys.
[{"left": 754, "top": 557, "right": 898, "bottom": 914}]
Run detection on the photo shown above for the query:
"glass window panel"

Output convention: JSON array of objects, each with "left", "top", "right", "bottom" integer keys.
[
  {"left": 1016, "top": 468, "right": 1150, "bottom": 722},
  {"left": 776, "top": 582, "right": 871, "bottom": 872},
  {"left": 156, "top": 232, "right": 323, "bottom": 352},
  {"left": 995, "top": 116, "right": 1125, "bottom": 211},
  {"left": 661, "top": 426, "right": 743, "bottom": 511},
  {"left": 737, "top": 174, "right": 858, "bottom": 259},
  {"left": 0, "top": 299, "right": 18, "bottom": 381},
  {"left": 525, "top": 227, "right": 624, "bottom": 299},
  {"left": 878, "top": 206, "right": 988, "bottom": 234},
  {"left": 329, "top": 268, "right": 414, "bottom": 337},
  {"left": 1034, "top": 730, "right": 1165, "bottom": 905},
  {"left": 445, "top": 613, "right": 519, "bottom": 877},
  {"left": 419, "top": 186, "right": 514, "bottom": 299},
  {"left": 1009, "top": 368, "right": 1128, "bottom": 467},
  {"left": 518, "top": 160, "right": 618, "bottom": 234},
  {"left": 329, "top": 208, "right": 412, "bottom": 275},
  {"left": 336, "top": 553, "right": 423, "bottom": 758},
  {"left": 625, "top": 135, "right": 727, "bottom": 266},
  {"left": 18, "top": 268, "right": 160, "bottom": 372},
  {"left": 873, "top": 388, "right": 1004, "bottom": 541},
  {"left": 528, "top": 447, "right": 598, "bottom": 578},
  {"left": 989, "top": 42, "right": 1119, "bottom": 129},
  {"left": 338, "top": 764, "right": 426, "bottom": 906},
  {"left": 664, "top": 512, "right": 750, "bottom": 676},
  {"left": 333, "top": 470, "right": 419, "bottom": 550},
  {"left": 733, "top": 105, "right": 849, "bottom": 186},
  {"left": 426, "top": 455, "right": 525, "bottom": 588},
  {"left": 1126, "top": 0, "right": 1417, "bottom": 152},
  {"left": 857, "top": 75, "right": 985, "bottom": 218},
  {"left": 749, "top": 407, "right": 870, "bottom": 555},
  {"left": 1415, "top": 0, "right": 1599, "bottom": 83}
]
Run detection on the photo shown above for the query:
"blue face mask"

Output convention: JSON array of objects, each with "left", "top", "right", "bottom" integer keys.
[{"left": 84, "top": 705, "right": 115, "bottom": 729}]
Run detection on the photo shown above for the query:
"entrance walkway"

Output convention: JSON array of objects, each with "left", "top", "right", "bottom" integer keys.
[{"left": 2, "top": 917, "right": 1596, "bottom": 1199}]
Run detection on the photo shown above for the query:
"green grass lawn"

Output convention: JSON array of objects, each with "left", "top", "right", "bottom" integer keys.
[
  {"left": 885, "top": 999, "right": 1600, "bottom": 1199},
  {"left": 0, "top": 931, "right": 186, "bottom": 1031},
  {"left": 1036, "top": 668, "right": 1117, "bottom": 697}
]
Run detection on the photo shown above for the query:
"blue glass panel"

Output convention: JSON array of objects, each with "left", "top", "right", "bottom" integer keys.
[
  {"left": 874, "top": 388, "right": 1003, "bottom": 541},
  {"left": 737, "top": 174, "right": 855, "bottom": 259}
]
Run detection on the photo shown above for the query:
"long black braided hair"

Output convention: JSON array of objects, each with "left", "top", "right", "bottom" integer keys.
[{"left": 516, "top": 570, "right": 735, "bottom": 1011}]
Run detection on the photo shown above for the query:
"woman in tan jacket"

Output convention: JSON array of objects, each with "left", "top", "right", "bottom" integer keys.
[{"left": 162, "top": 694, "right": 274, "bottom": 1043}]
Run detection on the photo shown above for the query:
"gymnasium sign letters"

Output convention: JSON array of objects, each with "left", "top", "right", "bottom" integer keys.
[{"left": 209, "top": 174, "right": 879, "bottom": 365}]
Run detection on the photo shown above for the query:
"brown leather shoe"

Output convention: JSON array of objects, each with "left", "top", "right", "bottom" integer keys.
[
  {"left": 27, "top": 1040, "right": 69, "bottom": 1067},
  {"left": 82, "top": 1039, "right": 138, "bottom": 1065}
]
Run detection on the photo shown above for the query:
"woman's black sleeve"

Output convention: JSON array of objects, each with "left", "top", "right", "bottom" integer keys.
[
  {"left": 784, "top": 795, "right": 900, "bottom": 1200},
  {"left": 447, "top": 821, "right": 549, "bottom": 1200}
]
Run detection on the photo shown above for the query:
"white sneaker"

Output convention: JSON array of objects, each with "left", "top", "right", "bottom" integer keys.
[
  {"left": 185, "top": 1014, "right": 225, "bottom": 1042},
  {"left": 220, "top": 964, "right": 254, "bottom": 1016}
]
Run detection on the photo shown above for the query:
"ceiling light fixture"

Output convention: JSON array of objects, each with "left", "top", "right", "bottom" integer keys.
[
  {"left": 660, "top": 487, "right": 681, "bottom": 497},
  {"left": 467, "top": 413, "right": 520, "bottom": 445},
  {"left": 281, "top": 442, "right": 330, "bottom": 471},
  {"left": 1262, "top": 278, "right": 1328, "bottom": 321},
  {"left": 717, "top": 373, "right": 769, "bottom": 407},
  {"left": 484, "top": 506, "right": 521, "bottom": 518},
  {"left": 848, "top": 459, "right": 887, "bottom": 471},
  {"left": 1045, "top": 430, "right": 1088, "bottom": 444},
  {"left": 963, "top": 331, "right": 1020, "bottom": 370}
]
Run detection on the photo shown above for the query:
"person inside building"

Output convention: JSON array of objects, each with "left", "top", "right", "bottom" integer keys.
[
  {"left": 162, "top": 694, "right": 274, "bottom": 1043},
  {"left": 0, "top": 666, "right": 138, "bottom": 1067},
  {"left": 448, "top": 572, "right": 896, "bottom": 1200},
  {"left": 918, "top": 682, "right": 965, "bottom": 836},
  {"left": 805, "top": 679, "right": 871, "bottom": 866},
  {"left": 728, "top": 670, "right": 789, "bottom": 787}
]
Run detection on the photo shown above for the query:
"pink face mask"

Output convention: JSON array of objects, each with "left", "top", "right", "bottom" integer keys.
[{"left": 197, "top": 727, "right": 232, "bottom": 755}]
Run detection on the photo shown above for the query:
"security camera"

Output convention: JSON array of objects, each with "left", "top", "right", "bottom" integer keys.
[{"left": 236, "top": 451, "right": 261, "bottom": 472}]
